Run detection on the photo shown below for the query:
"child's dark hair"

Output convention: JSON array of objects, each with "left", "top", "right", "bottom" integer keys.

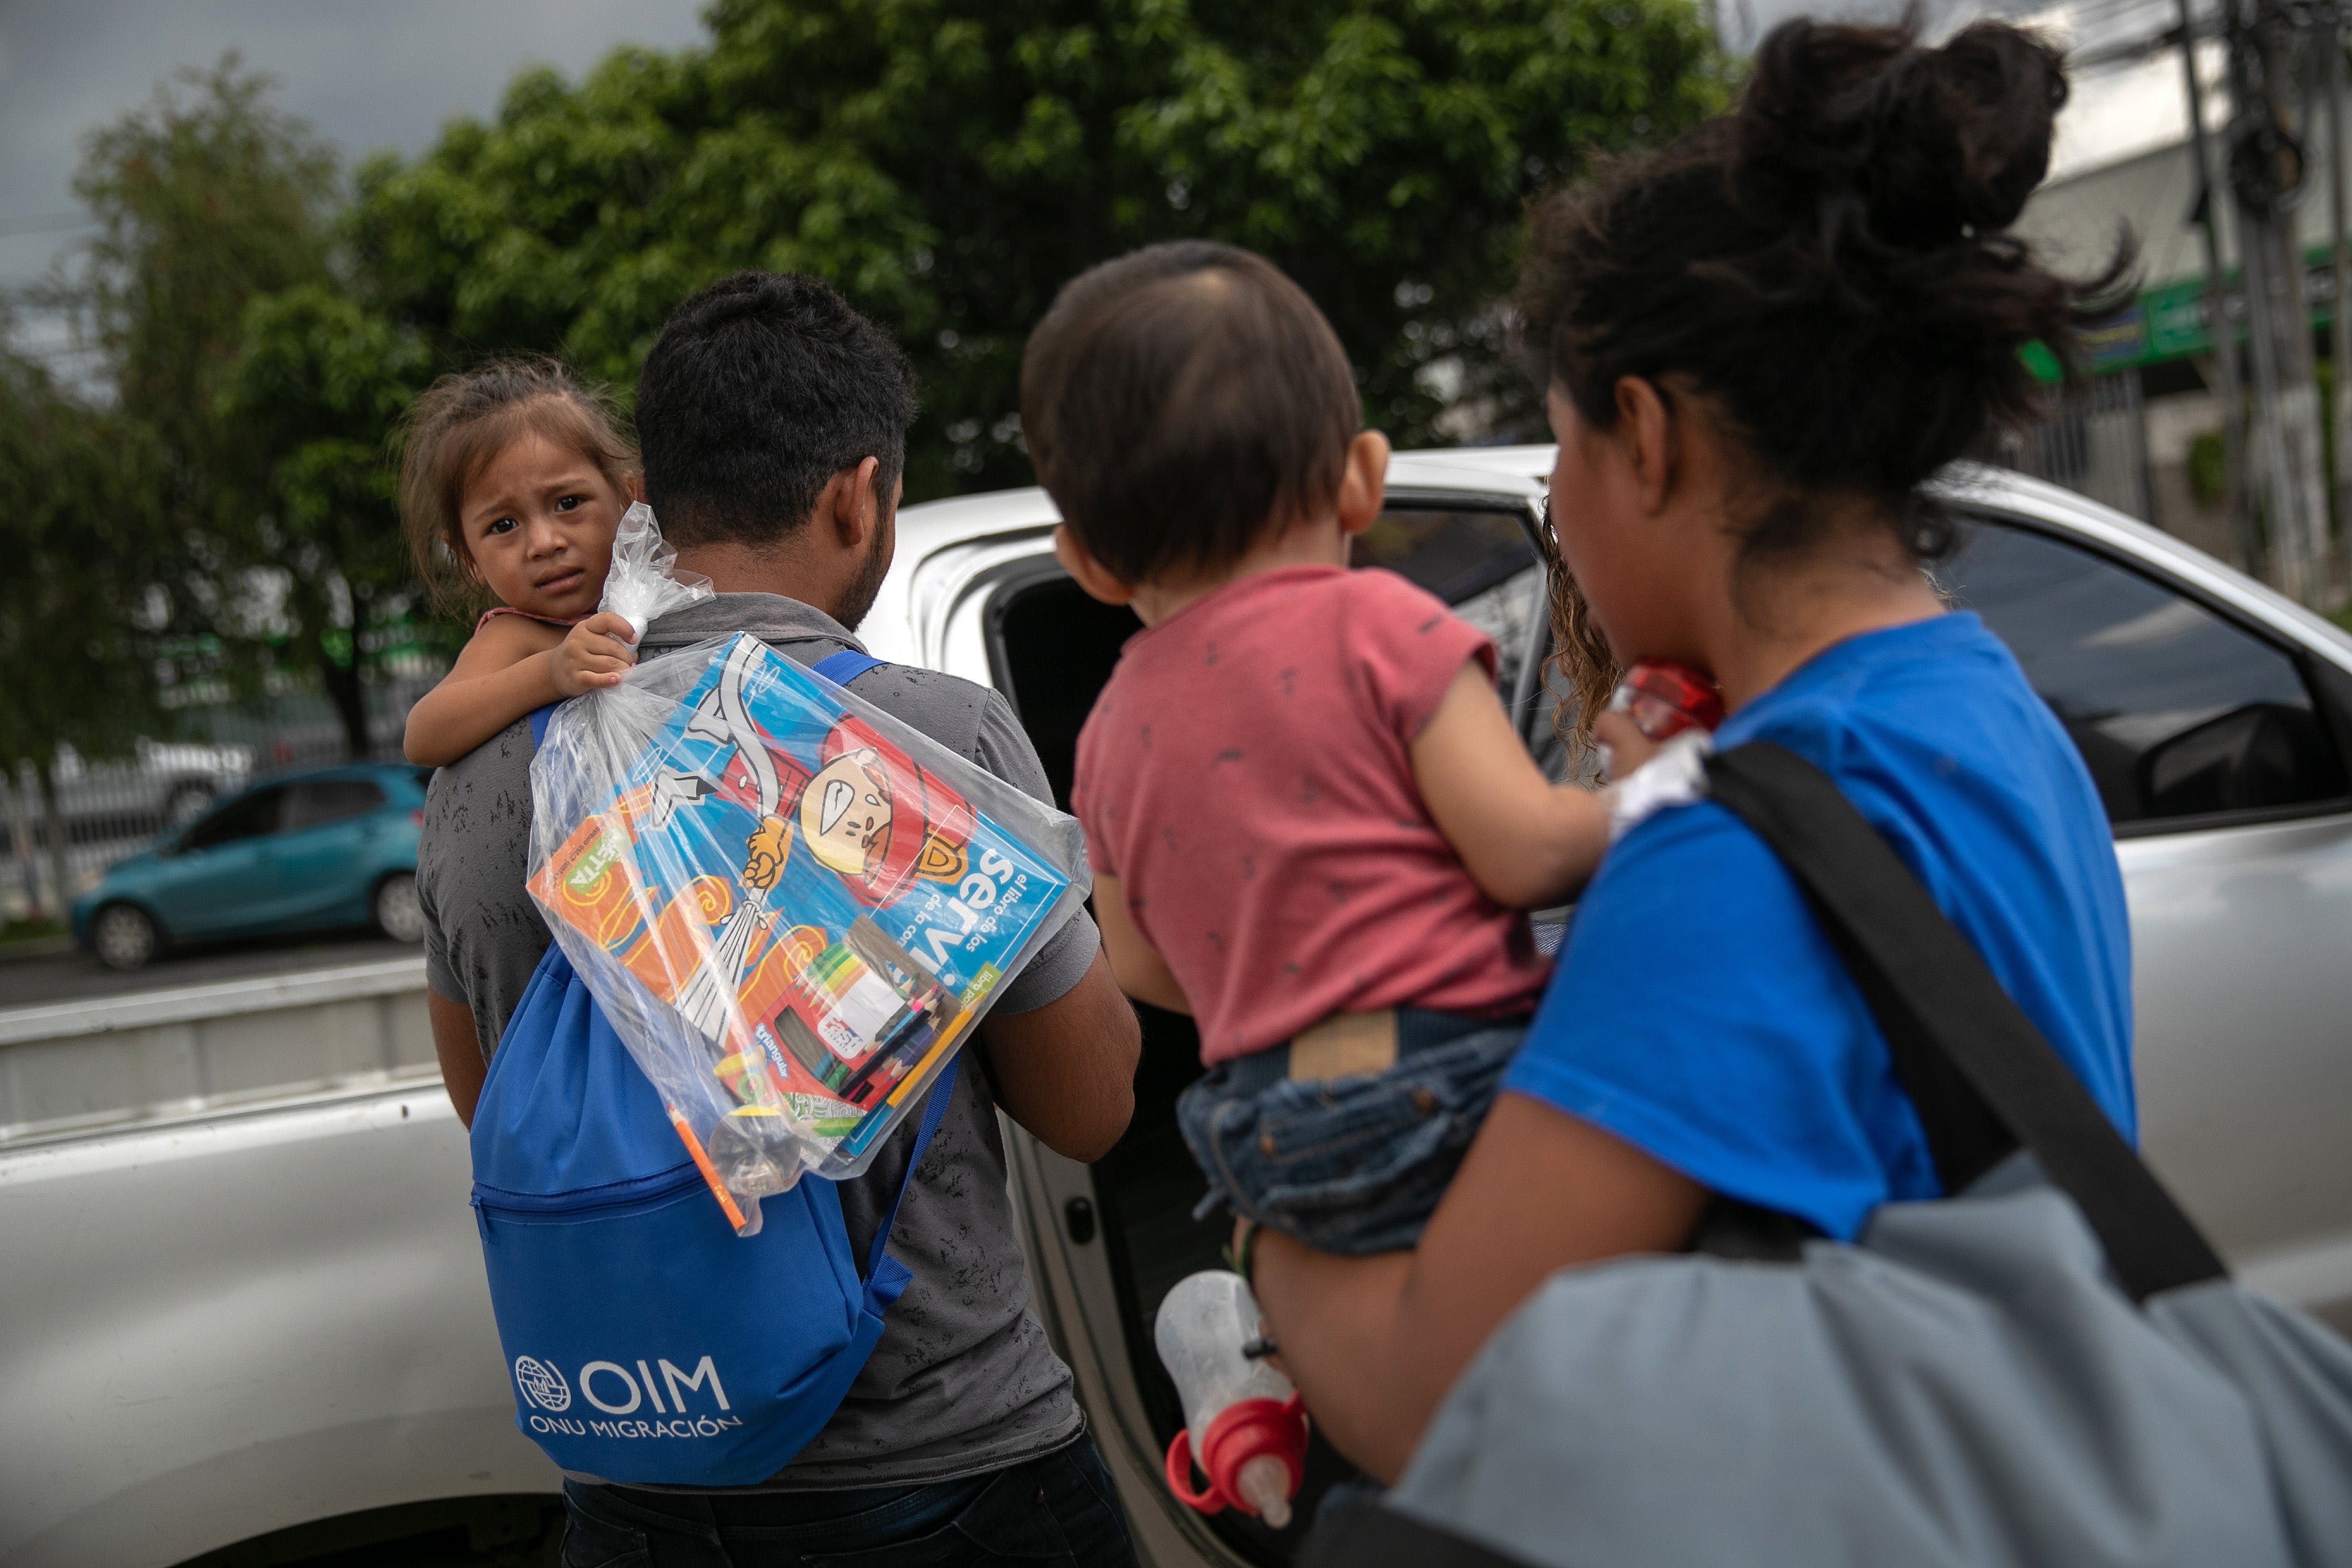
[
  {"left": 1022, "top": 242, "right": 1360, "bottom": 585},
  {"left": 397, "top": 356, "right": 638, "bottom": 613},
  {"left": 1518, "top": 15, "right": 2128, "bottom": 733},
  {"left": 635, "top": 271, "right": 918, "bottom": 549}
]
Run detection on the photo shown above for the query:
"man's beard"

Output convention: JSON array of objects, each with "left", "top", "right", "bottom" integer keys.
[{"left": 835, "top": 511, "right": 894, "bottom": 630}]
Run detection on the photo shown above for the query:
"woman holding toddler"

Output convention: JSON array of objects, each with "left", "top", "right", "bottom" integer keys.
[{"left": 1242, "top": 9, "right": 2137, "bottom": 1498}]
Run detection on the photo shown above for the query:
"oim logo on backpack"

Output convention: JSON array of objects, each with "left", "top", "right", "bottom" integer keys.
[{"left": 467, "top": 652, "right": 958, "bottom": 1487}]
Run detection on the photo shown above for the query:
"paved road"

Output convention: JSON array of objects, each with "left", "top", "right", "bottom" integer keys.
[{"left": 0, "top": 933, "right": 420, "bottom": 1009}]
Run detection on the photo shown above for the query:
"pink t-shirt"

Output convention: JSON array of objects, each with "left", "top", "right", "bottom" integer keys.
[{"left": 1073, "top": 565, "right": 1549, "bottom": 1065}]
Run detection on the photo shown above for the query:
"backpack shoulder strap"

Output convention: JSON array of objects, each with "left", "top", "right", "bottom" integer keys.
[
  {"left": 1704, "top": 740, "right": 2225, "bottom": 1302},
  {"left": 863, "top": 1057, "right": 962, "bottom": 1282},
  {"left": 814, "top": 648, "right": 885, "bottom": 686},
  {"left": 1303, "top": 1498, "right": 1540, "bottom": 1567}
]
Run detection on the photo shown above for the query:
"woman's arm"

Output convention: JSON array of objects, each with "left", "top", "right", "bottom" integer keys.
[
  {"left": 1091, "top": 871, "right": 1191, "bottom": 1014},
  {"left": 404, "top": 613, "right": 636, "bottom": 766},
  {"left": 1251, "top": 1091, "right": 1705, "bottom": 1482},
  {"left": 1412, "top": 662, "right": 1612, "bottom": 908}
]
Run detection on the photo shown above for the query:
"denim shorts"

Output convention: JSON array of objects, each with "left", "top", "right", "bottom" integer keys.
[{"left": 1175, "top": 1010, "right": 1527, "bottom": 1256}]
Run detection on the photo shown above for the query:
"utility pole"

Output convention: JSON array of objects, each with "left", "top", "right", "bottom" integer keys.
[
  {"left": 2228, "top": 0, "right": 2333, "bottom": 605},
  {"left": 2326, "top": 0, "right": 2351, "bottom": 595},
  {"left": 2181, "top": 0, "right": 2252, "bottom": 567}
]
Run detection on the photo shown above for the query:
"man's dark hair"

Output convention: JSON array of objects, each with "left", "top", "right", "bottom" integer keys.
[
  {"left": 636, "top": 271, "right": 918, "bottom": 547},
  {"left": 1021, "top": 242, "right": 1359, "bottom": 585}
]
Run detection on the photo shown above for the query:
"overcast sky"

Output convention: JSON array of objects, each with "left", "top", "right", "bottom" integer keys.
[
  {"left": 0, "top": 0, "right": 707, "bottom": 345},
  {"left": 1, "top": 0, "right": 2175, "bottom": 355}
]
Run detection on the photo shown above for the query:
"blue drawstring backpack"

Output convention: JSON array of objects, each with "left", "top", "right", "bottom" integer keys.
[{"left": 469, "top": 649, "right": 960, "bottom": 1486}]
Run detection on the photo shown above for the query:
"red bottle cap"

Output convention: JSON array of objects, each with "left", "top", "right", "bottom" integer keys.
[
  {"left": 1163, "top": 1393, "right": 1308, "bottom": 1519},
  {"left": 1610, "top": 660, "right": 1725, "bottom": 742}
]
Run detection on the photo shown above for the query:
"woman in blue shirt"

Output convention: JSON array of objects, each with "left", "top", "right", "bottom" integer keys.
[{"left": 1252, "top": 16, "right": 2134, "bottom": 1482}]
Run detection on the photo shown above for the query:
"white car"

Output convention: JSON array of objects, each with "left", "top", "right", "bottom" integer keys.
[{"left": 3, "top": 450, "right": 2346, "bottom": 1566}]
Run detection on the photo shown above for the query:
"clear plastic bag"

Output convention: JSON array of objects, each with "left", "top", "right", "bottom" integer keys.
[
  {"left": 600, "top": 501, "right": 714, "bottom": 640},
  {"left": 526, "top": 630, "right": 1091, "bottom": 1234}
]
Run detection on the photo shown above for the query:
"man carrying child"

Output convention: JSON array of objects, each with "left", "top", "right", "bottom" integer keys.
[{"left": 417, "top": 272, "right": 1143, "bottom": 1566}]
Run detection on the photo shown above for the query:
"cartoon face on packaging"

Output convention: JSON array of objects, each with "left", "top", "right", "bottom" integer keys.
[{"left": 801, "top": 748, "right": 892, "bottom": 879}]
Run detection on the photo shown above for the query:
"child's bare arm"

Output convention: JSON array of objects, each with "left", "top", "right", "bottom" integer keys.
[
  {"left": 403, "top": 613, "right": 637, "bottom": 766},
  {"left": 1091, "top": 871, "right": 1191, "bottom": 1014},
  {"left": 1409, "top": 660, "right": 1611, "bottom": 910}
]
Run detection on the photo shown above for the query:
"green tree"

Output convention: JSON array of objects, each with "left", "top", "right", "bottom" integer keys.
[
  {"left": 0, "top": 349, "right": 166, "bottom": 912},
  {"left": 224, "top": 285, "right": 433, "bottom": 751},
  {"left": 58, "top": 55, "right": 334, "bottom": 546},
  {"left": 347, "top": 0, "right": 1726, "bottom": 500},
  {"left": 54, "top": 56, "right": 429, "bottom": 756}
]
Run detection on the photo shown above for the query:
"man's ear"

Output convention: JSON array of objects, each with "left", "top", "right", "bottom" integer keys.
[
  {"left": 1615, "top": 377, "right": 1676, "bottom": 517},
  {"left": 824, "top": 456, "right": 885, "bottom": 547},
  {"left": 1055, "top": 524, "right": 1136, "bottom": 607},
  {"left": 1335, "top": 429, "right": 1391, "bottom": 538}
]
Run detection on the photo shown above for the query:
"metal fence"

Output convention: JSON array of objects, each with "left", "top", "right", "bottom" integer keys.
[{"left": 1990, "top": 371, "right": 2155, "bottom": 522}]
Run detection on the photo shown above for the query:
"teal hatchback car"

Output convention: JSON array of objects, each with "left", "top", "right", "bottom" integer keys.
[{"left": 71, "top": 763, "right": 432, "bottom": 971}]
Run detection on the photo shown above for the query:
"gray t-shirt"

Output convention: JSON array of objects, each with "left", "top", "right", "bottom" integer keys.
[{"left": 419, "top": 593, "right": 1099, "bottom": 1489}]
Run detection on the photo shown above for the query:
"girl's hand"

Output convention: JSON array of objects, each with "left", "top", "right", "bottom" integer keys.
[{"left": 548, "top": 613, "right": 639, "bottom": 696}]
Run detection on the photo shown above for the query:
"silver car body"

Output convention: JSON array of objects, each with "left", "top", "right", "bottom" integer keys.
[{"left": 3, "top": 452, "right": 2346, "bottom": 1566}]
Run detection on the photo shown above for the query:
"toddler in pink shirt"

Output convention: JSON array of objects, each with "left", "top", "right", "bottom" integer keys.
[{"left": 1023, "top": 242, "right": 1613, "bottom": 1254}]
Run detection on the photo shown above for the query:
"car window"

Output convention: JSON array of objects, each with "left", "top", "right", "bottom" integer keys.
[
  {"left": 1349, "top": 507, "right": 1536, "bottom": 604},
  {"left": 1350, "top": 505, "right": 1569, "bottom": 779},
  {"left": 182, "top": 785, "right": 287, "bottom": 850},
  {"left": 283, "top": 778, "right": 387, "bottom": 831},
  {"left": 1934, "top": 519, "right": 2350, "bottom": 828},
  {"left": 992, "top": 509, "right": 1558, "bottom": 813}
]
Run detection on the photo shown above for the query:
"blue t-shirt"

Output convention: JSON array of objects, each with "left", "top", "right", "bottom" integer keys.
[{"left": 1504, "top": 612, "right": 2135, "bottom": 1241}]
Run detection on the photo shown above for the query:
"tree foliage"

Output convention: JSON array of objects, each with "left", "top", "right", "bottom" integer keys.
[
  {"left": 68, "top": 57, "right": 336, "bottom": 499},
  {"left": 49, "top": 58, "right": 432, "bottom": 755},
  {"left": 223, "top": 284, "right": 433, "bottom": 747},
  {"left": 26, "top": 6, "right": 1723, "bottom": 763},
  {"left": 348, "top": 0, "right": 1726, "bottom": 499},
  {"left": 0, "top": 351, "right": 162, "bottom": 777},
  {"left": 0, "top": 347, "right": 168, "bottom": 912}
]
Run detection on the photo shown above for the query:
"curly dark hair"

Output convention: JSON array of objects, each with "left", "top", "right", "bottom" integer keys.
[{"left": 1518, "top": 15, "right": 2131, "bottom": 736}]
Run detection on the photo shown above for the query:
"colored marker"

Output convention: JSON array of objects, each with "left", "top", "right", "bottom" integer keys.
[{"left": 666, "top": 1105, "right": 751, "bottom": 1233}]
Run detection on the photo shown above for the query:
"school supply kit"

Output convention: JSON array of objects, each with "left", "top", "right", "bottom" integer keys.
[{"left": 466, "top": 511, "right": 1091, "bottom": 1484}]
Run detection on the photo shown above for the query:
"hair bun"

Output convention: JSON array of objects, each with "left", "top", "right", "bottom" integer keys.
[{"left": 1736, "top": 18, "right": 2067, "bottom": 251}]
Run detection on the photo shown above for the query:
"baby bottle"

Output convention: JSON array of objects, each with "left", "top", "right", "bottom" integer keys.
[{"left": 1155, "top": 1270, "right": 1310, "bottom": 1529}]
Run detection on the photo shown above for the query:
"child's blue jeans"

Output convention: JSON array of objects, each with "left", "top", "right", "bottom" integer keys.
[{"left": 1175, "top": 1009, "right": 1527, "bottom": 1256}]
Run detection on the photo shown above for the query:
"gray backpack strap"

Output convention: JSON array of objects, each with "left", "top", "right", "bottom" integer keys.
[
  {"left": 1705, "top": 741, "right": 2226, "bottom": 1301},
  {"left": 1302, "top": 1496, "right": 1539, "bottom": 1567}
]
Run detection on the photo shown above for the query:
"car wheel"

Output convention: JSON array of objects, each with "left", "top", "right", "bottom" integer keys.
[
  {"left": 374, "top": 872, "right": 425, "bottom": 944},
  {"left": 91, "top": 904, "right": 160, "bottom": 971}
]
